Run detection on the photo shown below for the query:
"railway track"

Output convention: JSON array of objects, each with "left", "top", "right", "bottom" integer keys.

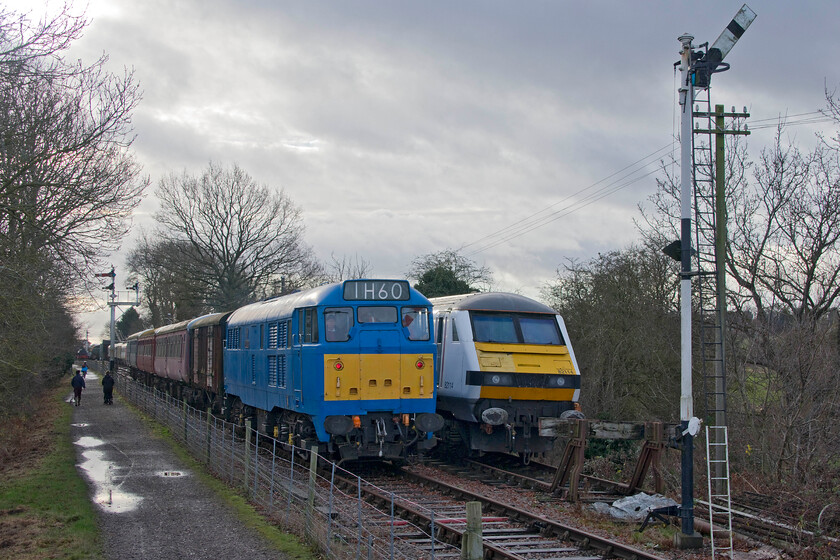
[
  {"left": 429, "top": 453, "right": 840, "bottom": 557},
  {"left": 338, "top": 463, "right": 666, "bottom": 560},
  {"left": 452, "top": 454, "right": 629, "bottom": 500}
]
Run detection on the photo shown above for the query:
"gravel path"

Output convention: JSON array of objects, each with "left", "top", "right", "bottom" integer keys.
[{"left": 69, "top": 371, "right": 292, "bottom": 560}]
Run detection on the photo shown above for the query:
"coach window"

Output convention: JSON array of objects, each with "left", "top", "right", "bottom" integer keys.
[
  {"left": 324, "top": 308, "right": 352, "bottom": 342},
  {"left": 401, "top": 307, "right": 430, "bottom": 340}
]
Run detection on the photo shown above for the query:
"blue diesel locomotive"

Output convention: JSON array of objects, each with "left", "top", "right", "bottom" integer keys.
[{"left": 117, "top": 279, "right": 444, "bottom": 462}]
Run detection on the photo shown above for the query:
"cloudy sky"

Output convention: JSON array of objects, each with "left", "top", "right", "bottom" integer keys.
[{"left": 9, "top": 1, "right": 839, "bottom": 338}]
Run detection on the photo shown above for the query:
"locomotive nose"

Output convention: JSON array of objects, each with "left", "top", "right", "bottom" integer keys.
[{"left": 480, "top": 407, "right": 509, "bottom": 426}]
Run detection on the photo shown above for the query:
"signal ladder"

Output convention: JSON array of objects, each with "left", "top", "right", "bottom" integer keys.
[
  {"left": 691, "top": 83, "right": 735, "bottom": 559},
  {"left": 706, "top": 425, "right": 734, "bottom": 558}
]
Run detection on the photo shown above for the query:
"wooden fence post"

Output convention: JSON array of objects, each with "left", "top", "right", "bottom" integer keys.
[{"left": 461, "top": 501, "right": 483, "bottom": 560}]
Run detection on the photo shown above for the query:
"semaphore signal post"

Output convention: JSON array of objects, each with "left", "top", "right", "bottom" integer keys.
[
  {"left": 95, "top": 267, "right": 140, "bottom": 367},
  {"left": 671, "top": 3, "right": 756, "bottom": 552}
]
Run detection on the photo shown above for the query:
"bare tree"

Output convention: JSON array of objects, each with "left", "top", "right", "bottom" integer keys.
[
  {"left": 324, "top": 252, "right": 372, "bottom": 283},
  {"left": 0, "top": 5, "right": 147, "bottom": 283},
  {"left": 127, "top": 234, "right": 207, "bottom": 325},
  {"left": 542, "top": 244, "right": 681, "bottom": 420},
  {"left": 642, "top": 112, "right": 840, "bottom": 485},
  {"left": 0, "top": 5, "right": 146, "bottom": 414},
  {"left": 153, "top": 162, "right": 317, "bottom": 310}
]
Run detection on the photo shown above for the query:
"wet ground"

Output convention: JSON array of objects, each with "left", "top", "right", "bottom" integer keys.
[{"left": 68, "top": 366, "right": 291, "bottom": 559}]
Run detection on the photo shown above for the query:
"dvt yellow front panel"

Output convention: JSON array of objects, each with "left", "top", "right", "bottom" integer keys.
[{"left": 473, "top": 342, "right": 578, "bottom": 401}]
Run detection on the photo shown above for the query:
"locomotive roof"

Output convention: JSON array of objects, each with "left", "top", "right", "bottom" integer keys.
[
  {"left": 227, "top": 283, "right": 340, "bottom": 326},
  {"left": 227, "top": 279, "right": 429, "bottom": 326},
  {"left": 428, "top": 292, "right": 556, "bottom": 314}
]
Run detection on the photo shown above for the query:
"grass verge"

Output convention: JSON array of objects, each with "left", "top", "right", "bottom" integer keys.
[
  {"left": 0, "top": 384, "right": 103, "bottom": 560},
  {"left": 0, "top": 381, "right": 319, "bottom": 560}
]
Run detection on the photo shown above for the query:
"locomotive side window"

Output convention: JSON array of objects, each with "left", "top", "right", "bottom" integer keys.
[
  {"left": 401, "top": 307, "right": 430, "bottom": 340},
  {"left": 299, "top": 308, "right": 319, "bottom": 343},
  {"left": 324, "top": 308, "right": 352, "bottom": 342},
  {"left": 357, "top": 306, "right": 397, "bottom": 323}
]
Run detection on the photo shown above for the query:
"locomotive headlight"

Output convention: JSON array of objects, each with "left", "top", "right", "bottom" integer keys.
[
  {"left": 334, "top": 360, "right": 344, "bottom": 371},
  {"left": 415, "top": 359, "right": 425, "bottom": 369},
  {"left": 488, "top": 374, "right": 513, "bottom": 386},
  {"left": 554, "top": 376, "right": 566, "bottom": 387}
]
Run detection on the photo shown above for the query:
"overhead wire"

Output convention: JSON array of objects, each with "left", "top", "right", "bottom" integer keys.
[
  {"left": 461, "top": 142, "right": 675, "bottom": 257},
  {"left": 460, "top": 108, "right": 837, "bottom": 257}
]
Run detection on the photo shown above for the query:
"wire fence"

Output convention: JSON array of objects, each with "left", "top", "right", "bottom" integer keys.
[{"left": 115, "top": 373, "right": 458, "bottom": 560}]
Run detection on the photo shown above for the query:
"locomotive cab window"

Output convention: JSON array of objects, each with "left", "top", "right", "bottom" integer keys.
[
  {"left": 471, "top": 312, "right": 563, "bottom": 345},
  {"left": 324, "top": 308, "right": 352, "bottom": 342},
  {"left": 357, "top": 306, "right": 397, "bottom": 324},
  {"left": 519, "top": 315, "right": 564, "bottom": 345},
  {"left": 401, "top": 307, "right": 430, "bottom": 340}
]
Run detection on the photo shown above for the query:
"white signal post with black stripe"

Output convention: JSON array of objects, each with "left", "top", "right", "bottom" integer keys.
[
  {"left": 674, "top": 4, "right": 756, "bottom": 550},
  {"left": 96, "top": 267, "right": 140, "bottom": 367}
]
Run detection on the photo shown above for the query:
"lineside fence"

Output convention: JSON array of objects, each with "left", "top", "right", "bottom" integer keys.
[{"left": 115, "top": 372, "right": 452, "bottom": 560}]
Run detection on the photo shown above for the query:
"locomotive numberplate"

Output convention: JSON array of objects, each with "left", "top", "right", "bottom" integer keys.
[{"left": 343, "top": 280, "right": 410, "bottom": 301}]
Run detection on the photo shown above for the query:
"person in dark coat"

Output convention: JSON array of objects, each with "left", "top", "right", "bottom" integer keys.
[
  {"left": 71, "top": 370, "right": 86, "bottom": 406},
  {"left": 102, "top": 371, "right": 115, "bottom": 405}
]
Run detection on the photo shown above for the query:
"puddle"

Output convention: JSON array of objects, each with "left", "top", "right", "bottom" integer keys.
[
  {"left": 76, "top": 446, "right": 142, "bottom": 513},
  {"left": 71, "top": 423, "right": 90, "bottom": 428},
  {"left": 75, "top": 436, "right": 106, "bottom": 448},
  {"left": 157, "top": 471, "right": 186, "bottom": 477}
]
